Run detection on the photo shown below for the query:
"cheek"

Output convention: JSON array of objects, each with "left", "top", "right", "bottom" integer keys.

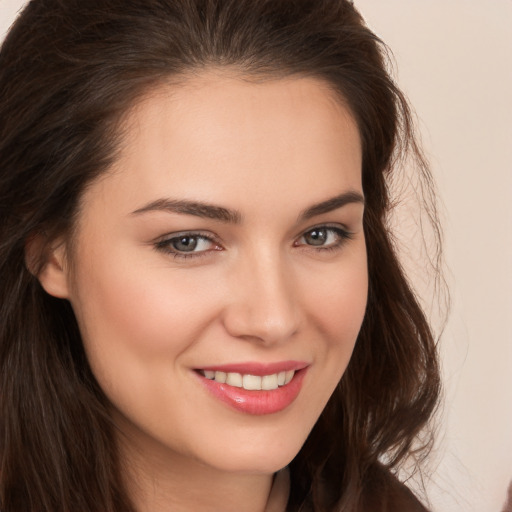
[
  {"left": 69, "top": 253, "right": 226, "bottom": 438},
  {"left": 292, "top": 252, "right": 367, "bottom": 430},
  {"left": 69, "top": 248, "right": 221, "bottom": 375},
  {"left": 307, "top": 250, "right": 368, "bottom": 346},
  {"left": 306, "top": 247, "right": 368, "bottom": 387}
]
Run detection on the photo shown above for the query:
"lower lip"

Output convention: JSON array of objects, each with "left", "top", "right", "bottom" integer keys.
[{"left": 196, "top": 369, "right": 308, "bottom": 415}]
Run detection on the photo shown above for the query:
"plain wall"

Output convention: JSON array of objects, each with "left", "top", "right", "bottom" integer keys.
[{"left": 1, "top": 1, "right": 511, "bottom": 511}]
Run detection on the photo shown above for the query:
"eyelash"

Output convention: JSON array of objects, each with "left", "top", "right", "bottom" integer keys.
[
  {"left": 294, "top": 225, "right": 353, "bottom": 253},
  {"left": 154, "top": 232, "right": 220, "bottom": 260},
  {"left": 154, "top": 225, "right": 353, "bottom": 260}
]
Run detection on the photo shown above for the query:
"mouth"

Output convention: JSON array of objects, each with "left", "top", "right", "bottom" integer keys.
[{"left": 194, "top": 362, "right": 309, "bottom": 415}]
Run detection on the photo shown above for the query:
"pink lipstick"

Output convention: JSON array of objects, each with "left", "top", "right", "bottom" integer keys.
[{"left": 194, "top": 361, "right": 308, "bottom": 415}]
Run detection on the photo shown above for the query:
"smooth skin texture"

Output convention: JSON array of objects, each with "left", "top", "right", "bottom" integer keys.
[{"left": 38, "top": 71, "right": 368, "bottom": 512}]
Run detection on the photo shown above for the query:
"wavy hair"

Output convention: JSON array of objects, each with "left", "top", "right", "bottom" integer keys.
[{"left": 0, "top": 1, "right": 441, "bottom": 510}]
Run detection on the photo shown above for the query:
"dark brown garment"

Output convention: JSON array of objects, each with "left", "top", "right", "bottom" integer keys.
[
  {"left": 274, "top": 464, "right": 429, "bottom": 511},
  {"left": 502, "top": 481, "right": 512, "bottom": 512},
  {"left": 362, "top": 465, "right": 430, "bottom": 512}
]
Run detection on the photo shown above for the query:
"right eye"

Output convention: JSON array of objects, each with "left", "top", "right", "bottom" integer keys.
[{"left": 155, "top": 233, "right": 221, "bottom": 259}]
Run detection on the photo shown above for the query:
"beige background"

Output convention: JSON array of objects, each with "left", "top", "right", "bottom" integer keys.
[
  {"left": 1, "top": 1, "right": 511, "bottom": 510},
  {"left": 355, "top": 2, "right": 512, "bottom": 511}
]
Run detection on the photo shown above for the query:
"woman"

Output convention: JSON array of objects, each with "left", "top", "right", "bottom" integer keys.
[{"left": 0, "top": 1, "right": 441, "bottom": 511}]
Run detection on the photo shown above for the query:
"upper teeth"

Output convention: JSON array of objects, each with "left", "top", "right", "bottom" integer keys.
[{"left": 202, "top": 370, "right": 295, "bottom": 390}]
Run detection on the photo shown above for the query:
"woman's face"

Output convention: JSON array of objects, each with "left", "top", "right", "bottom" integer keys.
[{"left": 51, "top": 72, "right": 367, "bottom": 474}]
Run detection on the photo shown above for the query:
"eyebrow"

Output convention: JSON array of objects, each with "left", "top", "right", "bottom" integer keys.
[
  {"left": 130, "top": 191, "right": 364, "bottom": 223},
  {"left": 298, "top": 190, "right": 365, "bottom": 221},
  {"left": 131, "top": 198, "right": 242, "bottom": 223}
]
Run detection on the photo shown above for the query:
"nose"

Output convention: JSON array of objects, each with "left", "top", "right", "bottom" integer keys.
[{"left": 221, "top": 251, "right": 300, "bottom": 345}]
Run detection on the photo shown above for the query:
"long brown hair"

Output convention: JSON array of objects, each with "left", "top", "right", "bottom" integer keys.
[{"left": 0, "top": 1, "right": 441, "bottom": 510}]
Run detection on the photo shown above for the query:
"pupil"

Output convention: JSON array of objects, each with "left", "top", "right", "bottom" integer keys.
[
  {"left": 173, "top": 236, "right": 197, "bottom": 252},
  {"left": 306, "top": 229, "right": 327, "bottom": 246}
]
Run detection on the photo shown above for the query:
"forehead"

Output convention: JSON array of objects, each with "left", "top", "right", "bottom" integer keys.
[{"left": 83, "top": 71, "right": 362, "bottom": 219}]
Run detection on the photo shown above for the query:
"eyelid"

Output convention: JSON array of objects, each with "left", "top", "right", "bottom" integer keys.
[
  {"left": 294, "top": 224, "right": 354, "bottom": 250},
  {"left": 154, "top": 230, "right": 223, "bottom": 259},
  {"left": 296, "top": 222, "right": 353, "bottom": 239},
  {"left": 152, "top": 223, "right": 354, "bottom": 261},
  {"left": 154, "top": 229, "right": 219, "bottom": 242}
]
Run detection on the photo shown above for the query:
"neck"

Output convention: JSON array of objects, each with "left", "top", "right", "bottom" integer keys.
[{"left": 117, "top": 431, "right": 276, "bottom": 512}]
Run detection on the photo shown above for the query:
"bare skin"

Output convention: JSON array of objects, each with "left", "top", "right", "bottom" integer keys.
[{"left": 38, "top": 70, "right": 367, "bottom": 511}]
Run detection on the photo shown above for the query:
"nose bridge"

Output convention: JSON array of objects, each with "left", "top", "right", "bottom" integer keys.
[{"left": 223, "top": 245, "right": 299, "bottom": 343}]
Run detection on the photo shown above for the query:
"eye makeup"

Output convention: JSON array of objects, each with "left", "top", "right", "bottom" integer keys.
[{"left": 153, "top": 223, "right": 354, "bottom": 261}]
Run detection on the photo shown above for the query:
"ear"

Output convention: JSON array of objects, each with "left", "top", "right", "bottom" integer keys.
[{"left": 25, "top": 234, "right": 71, "bottom": 299}]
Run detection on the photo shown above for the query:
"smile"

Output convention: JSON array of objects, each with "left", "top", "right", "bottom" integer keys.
[
  {"left": 195, "top": 362, "right": 308, "bottom": 415},
  {"left": 199, "top": 370, "right": 295, "bottom": 391}
]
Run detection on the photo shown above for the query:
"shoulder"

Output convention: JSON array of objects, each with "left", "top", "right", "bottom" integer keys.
[{"left": 361, "top": 464, "right": 430, "bottom": 512}]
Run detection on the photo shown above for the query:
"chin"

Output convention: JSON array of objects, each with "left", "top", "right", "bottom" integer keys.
[
  {"left": 213, "top": 454, "right": 295, "bottom": 476},
  {"left": 198, "top": 431, "right": 307, "bottom": 475}
]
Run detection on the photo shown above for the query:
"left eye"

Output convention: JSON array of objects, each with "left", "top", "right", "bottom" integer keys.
[{"left": 297, "top": 227, "right": 348, "bottom": 247}]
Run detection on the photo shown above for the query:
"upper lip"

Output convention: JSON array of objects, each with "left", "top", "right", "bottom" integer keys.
[{"left": 196, "top": 361, "right": 309, "bottom": 376}]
